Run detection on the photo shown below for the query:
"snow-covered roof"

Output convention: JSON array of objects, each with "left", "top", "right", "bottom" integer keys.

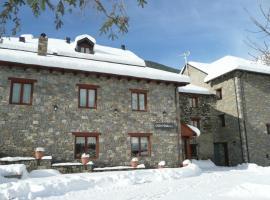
[
  {"left": 187, "top": 124, "right": 201, "bottom": 137},
  {"left": 178, "top": 84, "right": 213, "bottom": 95},
  {"left": 0, "top": 34, "right": 190, "bottom": 84},
  {"left": 204, "top": 56, "right": 270, "bottom": 82}
]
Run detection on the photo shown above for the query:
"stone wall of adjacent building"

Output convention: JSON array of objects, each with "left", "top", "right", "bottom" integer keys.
[
  {"left": 179, "top": 93, "right": 215, "bottom": 160},
  {"left": 182, "top": 65, "right": 210, "bottom": 89},
  {"left": 241, "top": 72, "right": 270, "bottom": 166},
  {"left": 0, "top": 65, "right": 181, "bottom": 168},
  {"left": 210, "top": 72, "right": 244, "bottom": 166}
]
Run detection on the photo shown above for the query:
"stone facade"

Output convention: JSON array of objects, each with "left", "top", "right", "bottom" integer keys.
[
  {"left": 182, "top": 66, "right": 244, "bottom": 166},
  {"left": 240, "top": 72, "right": 270, "bottom": 166},
  {"left": 179, "top": 93, "right": 215, "bottom": 160},
  {"left": 0, "top": 65, "right": 181, "bottom": 168}
]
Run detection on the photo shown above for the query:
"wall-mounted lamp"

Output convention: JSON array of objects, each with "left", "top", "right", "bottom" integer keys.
[
  {"left": 53, "top": 105, "right": 58, "bottom": 112},
  {"left": 162, "top": 111, "right": 167, "bottom": 116}
]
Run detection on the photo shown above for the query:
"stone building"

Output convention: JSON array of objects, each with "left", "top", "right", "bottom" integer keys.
[
  {"left": 0, "top": 34, "right": 190, "bottom": 167},
  {"left": 181, "top": 55, "right": 270, "bottom": 166},
  {"left": 178, "top": 84, "right": 216, "bottom": 161}
]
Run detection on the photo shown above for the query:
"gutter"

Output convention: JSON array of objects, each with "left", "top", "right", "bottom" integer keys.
[
  {"left": 239, "top": 72, "right": 250, "bottom": 162},
  {"left": 234, "top": 72, "right": 250, "bottom": 163},
  {"left": 175, "top": 87, "right": 182, "bottom": 166}
]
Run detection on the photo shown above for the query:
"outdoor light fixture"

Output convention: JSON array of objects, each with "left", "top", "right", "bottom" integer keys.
[{"left": 53, "top": 105, "right": 58, "bottom": 111}]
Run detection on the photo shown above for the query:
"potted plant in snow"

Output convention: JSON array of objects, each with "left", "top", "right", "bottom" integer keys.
[
  {"left": 131, "top": 157, "right": 139, "bottom": 168},
  {"left": 81, "top": 153, "right": 90, "bottom": 165},
  {"left": 35, "top": 147, "right": 45, "bottom": 160}
]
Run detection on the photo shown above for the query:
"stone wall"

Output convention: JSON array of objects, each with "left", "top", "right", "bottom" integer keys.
[
  {"left": 182, "top": 65, "right": 210, "bottom": 89},
  {"left": 210, "top": 72, "right": 244, "bottom": 166},
  {"left": 179, "top": 93, "right": 215, "bottom": 160},
  {"left": 241, "top": 72, "right": 270, "bottom": 166},
  {"left": 0, "top": 65, "right": 180, "bottom": 168}
]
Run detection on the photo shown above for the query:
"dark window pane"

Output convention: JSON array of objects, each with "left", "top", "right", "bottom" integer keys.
[
  {"left": 139, "top": 93, "right": 145, "bottom": 110},
  {"left": 88, "top": 89, "right": 96, "bottom": 108},
  {"left": 132, "top": 93, "right": 138, "bottom": 110},
  {"left": 190, "top": 144, "right": 198, "bottom": 158},
  {"left": 131, "top": 137, "right": 139, "bottom": 156},
  {"left": 140, "top": 137, "right": 149, "bottom": 156},
  {"left": 23, "top": 84, "right": 31, "bottom": 104},
  {"left": 75, "top": 137, "right": 85, "bottom": 158},
  {"left": 12, "top": 83, "right": 21, "bottom": 103},
  {"left": 87, "top": 137, "right": 97, "bottom": 158},
  {"left": 80, "top": 89, "right": 87, "bottom": 107}
]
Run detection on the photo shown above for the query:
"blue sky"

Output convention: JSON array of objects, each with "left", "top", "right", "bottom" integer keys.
[{"left": 3, "top": 0, "right": 270, "bottom": 69}]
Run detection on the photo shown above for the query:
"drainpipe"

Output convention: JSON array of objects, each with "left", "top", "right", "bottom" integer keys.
[
  {"left": 175, "top": 86, "right": 182, "bottom": 166},
  {"left": 234, "top": 72, "right": 250, "bottom": 163}
]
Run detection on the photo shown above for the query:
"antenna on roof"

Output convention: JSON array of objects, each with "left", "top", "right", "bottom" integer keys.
[{"left": 180, "top": 51, "right": 190, "bottom": 75}]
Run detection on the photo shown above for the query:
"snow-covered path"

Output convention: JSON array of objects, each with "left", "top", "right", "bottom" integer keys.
[
  {"left": 45, "top": 167, "right": 270, "bottom": 200},
  {"left": 1, "top": 161, "right": 270, "bottom": 200}
]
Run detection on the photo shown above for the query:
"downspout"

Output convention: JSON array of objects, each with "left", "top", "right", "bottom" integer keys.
[
  {"left": 234, "top": 72, "right": 250, "bottom": 163},
  {"left": 239, "top": 73, "right": 250, "bottom": 163},
  {"left": 234, "top": 76, "right": 244, "bottom": 162},
  {"left": 175, "top": 86, "right": 182, "bottom": 166}
]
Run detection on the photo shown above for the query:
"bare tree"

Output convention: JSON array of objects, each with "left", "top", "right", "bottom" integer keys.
[
  {"left": 0, "top": 0, "right": 147, "bottom": 39},
  {"left": 246, "top": 4, "right": 270, "bottom": 65}
]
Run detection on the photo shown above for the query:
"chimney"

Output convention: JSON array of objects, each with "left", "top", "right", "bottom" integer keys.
[
  {"left": 66, "top": 37, "right": 71, "bottom": 44},
  {"left": 19, "top": 36, "right": 25, "bottom": 43},
  {"left": 121, "top": 44, "right": 126, "bottom": 50},
  {"left": 38, "top": 33, "right": 48, "bottom": 56}
]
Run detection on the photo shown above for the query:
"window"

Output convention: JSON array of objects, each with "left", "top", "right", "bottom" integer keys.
[
  {"left": 219, "top": 114, "right": 226, "bottom": 127},
  {"left": 76, "top": 37, "right": 95, "bottom": 54},
  {"left": 216, "top": 88, "right": 222, "bottom": 100},
  {"left": 9, "top": 77, "right": 36, "bottom": 105},
  {"left": 72, "top": 132, "right": 99, "bottom": 159},
  {"left": 130, "top": 89, "right": 147, "bottom": 111},
  {"left": 191, "top": 118, "right": 200, "bottom": 129},
  {"left": 266, "top": 124, "right": 270, "bottom": 134},
  {"left": 189, "top": 97, "right": 198, "bottom": 108},
  {"left": 129, "top": 133, "right": 152, "bottom": 156},
  {"left": 77, "top": 84, "right": 99, "bottom": 109}
]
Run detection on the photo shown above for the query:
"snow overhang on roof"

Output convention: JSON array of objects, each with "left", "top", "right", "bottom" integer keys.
[
  {"left": 178, "top": 84, "right": 213, "bottom": 95},
  {"left": 204, "top": 55, "right": 270, "bottom": 82},
  {"left": 0, "top": 34, "right": 190, "bottom": 85},
  {"left": 181, "top": 123, "right": 201, "bottom": 137}
]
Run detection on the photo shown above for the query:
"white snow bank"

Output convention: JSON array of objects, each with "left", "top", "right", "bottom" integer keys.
[
  {"left": 29, "top": 169, "right": 61, "bottom": 178},
  {"left": 178, "top": 84, "right": 213, "bottom": 95},
  {"left": 0, "top": 164, "right": 28, "bottom": 180},
  {"left": 0, "top": 157, "right": 35, "bottom": 162},
  {"left": 0, "top": 164, "right": 201, "bottom": 199},
  {"left": 192, "top": 159, "right": 216, "bottom": 170}
]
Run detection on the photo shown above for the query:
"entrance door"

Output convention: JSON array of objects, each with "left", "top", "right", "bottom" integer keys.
[
  {"left": 214, "top": 142, "right": 229, "bottom": 166},
  {"left": 183, "top": 137, "right": 191, "bottom": 160}
]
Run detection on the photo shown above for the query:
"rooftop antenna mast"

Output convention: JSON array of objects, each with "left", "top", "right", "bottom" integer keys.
[{"left": 180, "top": 51, "right": 190, "bottom": 75}]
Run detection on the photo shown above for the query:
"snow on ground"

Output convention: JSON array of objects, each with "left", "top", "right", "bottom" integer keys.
[{"left": 1, "top": 160, "right": 270, "bottom": 200}]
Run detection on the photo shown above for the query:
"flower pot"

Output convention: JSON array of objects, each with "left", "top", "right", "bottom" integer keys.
[
  {"left": 35, "top": 147, "right": 45, "bottom": 160},
  {"left": 81, "top": 157, "right": 90, "bottom": 165},
  {"left": 130, "top": 157, "right": 139, "bottom": 168},
  {"left": 131, "top": 160, "right": 138, "bottom": 168},
  {"left": 81, "top": 153, "right": 90, "bottom": 165}
]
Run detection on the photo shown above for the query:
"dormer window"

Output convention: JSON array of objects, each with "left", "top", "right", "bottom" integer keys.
[{"left": 75, "top": 37, "right": 95, "bottom": 54}]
